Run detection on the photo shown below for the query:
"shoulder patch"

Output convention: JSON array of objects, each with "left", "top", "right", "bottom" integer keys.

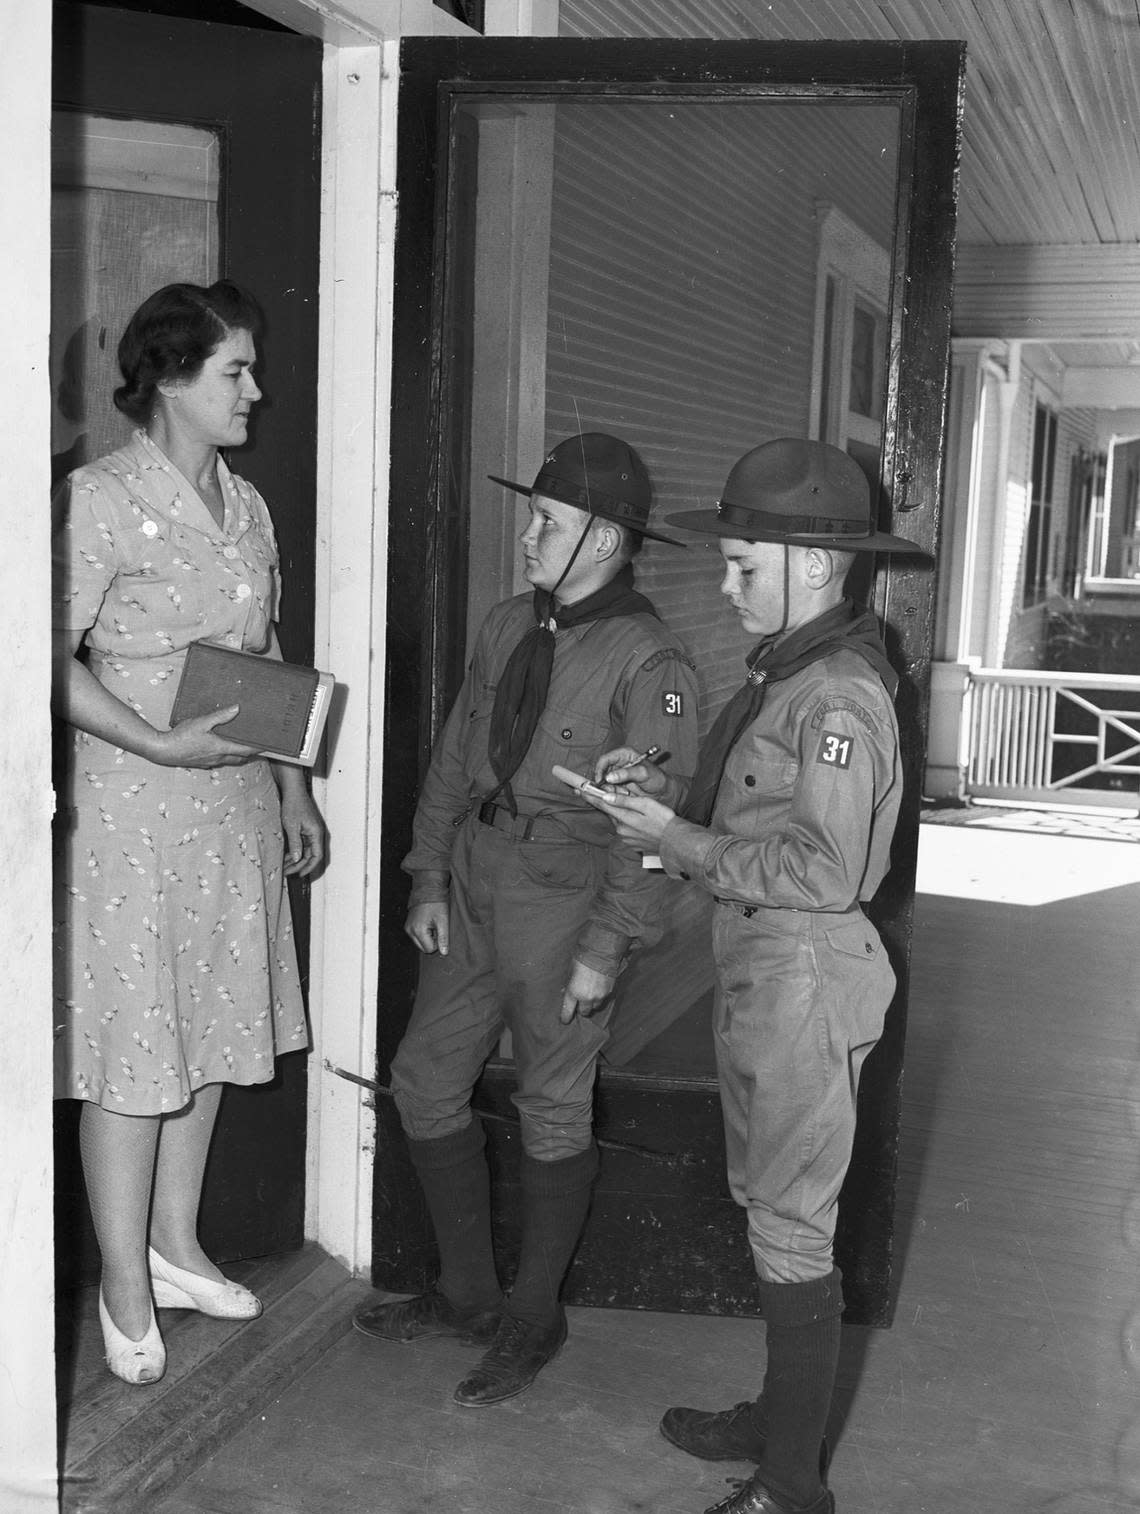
[
  {"left": 641, "top": 646, "right": 697, "bottom": 673},
  {"left": 809, "top": 696, "right": 878, "bottom": 735},
  {"left": 816, "top": 730, "right": 856, "bottom": 770}
]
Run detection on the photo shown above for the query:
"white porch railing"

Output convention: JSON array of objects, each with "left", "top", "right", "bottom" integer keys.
[{"left": 964, "top": 668, "right": 1140, "bottom": 808}]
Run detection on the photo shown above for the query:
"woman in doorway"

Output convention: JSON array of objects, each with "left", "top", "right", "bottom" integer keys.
[{"left": 52, "top": 281, "right": 325, "bottom": 1385}]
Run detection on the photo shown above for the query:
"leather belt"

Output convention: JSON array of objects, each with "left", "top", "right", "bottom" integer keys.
[{"left": 476, "top": 801, "right": 571, "bottom": 843}]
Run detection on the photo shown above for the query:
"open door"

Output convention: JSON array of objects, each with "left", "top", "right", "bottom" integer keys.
[
  {"left": 377, "top": 38, "right": 963, "bottom": 1326},
  {"left": 52, "top": 0, "right": 321, "bottom": 1278}
]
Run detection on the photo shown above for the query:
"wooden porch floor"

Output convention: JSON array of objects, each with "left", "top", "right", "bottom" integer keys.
[{"left": 60, "top": 821, "right": 1140, "bottom": 1512}]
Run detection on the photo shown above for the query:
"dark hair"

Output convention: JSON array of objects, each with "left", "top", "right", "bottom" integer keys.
[{"left": 113, "top": 280, "right": 263, "bottom": 425}]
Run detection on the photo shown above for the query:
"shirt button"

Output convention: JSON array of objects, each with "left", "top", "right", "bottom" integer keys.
[
  {"left": 744, "top": 774, "right": 756, "bottom": 787},
  {"left": 561, "top": 728, "right": 572, "bottom": 740},
  {"left": 223, "top": 546, "right": 239, "bottom": 560},
  {"left": 235, "top": 583, "right": 251, "bottom": 600}
]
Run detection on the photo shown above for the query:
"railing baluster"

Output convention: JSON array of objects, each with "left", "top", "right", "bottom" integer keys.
[{"left": 960, "top": 668, "right": 1140, "bottom": 807}]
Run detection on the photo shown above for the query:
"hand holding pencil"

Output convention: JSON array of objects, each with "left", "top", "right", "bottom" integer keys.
[{"left": 591, "top": 743, "right": 668, "bottom": 797}]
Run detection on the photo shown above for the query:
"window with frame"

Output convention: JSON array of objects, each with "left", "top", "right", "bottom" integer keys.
[
  {"left": 1024, "top": 400, "right": 1057, "bottom": 606},
  {"left": 810, "top": 203, "right": 890, "bottom": 482}
]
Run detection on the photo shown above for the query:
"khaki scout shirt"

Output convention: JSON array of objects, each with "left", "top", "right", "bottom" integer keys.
[
  {"left": 658, "top": 647, "right": 901, "bottom": 913},
  {"left": 403, "top": 592, "right": 699, "bottom": 977}
]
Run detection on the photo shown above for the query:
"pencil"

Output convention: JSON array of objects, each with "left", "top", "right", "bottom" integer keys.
[{"left": 630, "top": 744, "right": 661, "bottom": 766}]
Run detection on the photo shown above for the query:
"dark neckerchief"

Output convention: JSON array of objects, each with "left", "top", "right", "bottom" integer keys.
[
  {"left": 680, "top": 598, "right": 898, "bottom": 826},
  {"left": 486, "top": 564, "right": 658, "bottom": 815}
]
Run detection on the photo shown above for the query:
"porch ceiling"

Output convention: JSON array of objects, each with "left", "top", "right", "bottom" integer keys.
[{"left": 560, "top": 0, "right": 1140, "bottom": 249}]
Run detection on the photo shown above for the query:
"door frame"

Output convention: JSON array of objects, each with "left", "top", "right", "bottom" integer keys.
[{"left": 376, "top": 37, "right": 963, "bottom": 1325}]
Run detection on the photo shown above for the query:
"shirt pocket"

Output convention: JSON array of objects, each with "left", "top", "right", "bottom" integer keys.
[
  {"left": 726, "top": 746, "right": 798, "bottom": 801},
  {"left": 535, "top": 702, "right": 611, "bottom": 773}
]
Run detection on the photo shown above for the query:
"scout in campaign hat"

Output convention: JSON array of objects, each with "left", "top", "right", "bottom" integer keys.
[
  {"left": 667, "top": 437, "right": 924, "bottom": 553},
  {"left": 490, "top": 431, "right": 685, "bottom": 547}
]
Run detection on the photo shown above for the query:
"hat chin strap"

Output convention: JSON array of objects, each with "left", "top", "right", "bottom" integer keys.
[
  {"left": 777, "top": 542, "right": 790, "bottom": 637},
  {"left": 541, "top": 515, "right": 596, "bottom": 626}
]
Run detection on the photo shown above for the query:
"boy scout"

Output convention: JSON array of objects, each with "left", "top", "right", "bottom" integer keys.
[
  {"left": 584, "top": 438, "right": 923, "bottom": 1514},
  {"left": 355, "top": 432, "right": 699, "bottom": 1407}
]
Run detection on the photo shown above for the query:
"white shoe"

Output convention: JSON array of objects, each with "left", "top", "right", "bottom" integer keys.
[
  {"left": 99, "top": 1290, "right": 166, "bottom": 1385},
  {"left": 148, "top": 1246, "right": 263, "bottom": 1320}
]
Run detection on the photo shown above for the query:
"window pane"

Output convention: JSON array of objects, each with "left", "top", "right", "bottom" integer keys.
[{"left": 849, "top": 300, "right": 881, "bottom": 419}]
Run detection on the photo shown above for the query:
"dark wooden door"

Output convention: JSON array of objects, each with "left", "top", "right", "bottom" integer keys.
[
  {"left": 52, "top": 0, "right": 321, "bottom": 1280},
  {"left": 376, "top": 38, "right": 963, "bottom": 1326}
]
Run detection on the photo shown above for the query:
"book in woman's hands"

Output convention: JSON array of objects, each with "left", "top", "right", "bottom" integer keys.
[{"left": 170, "top": 641, "right": 334, "bottom": 766}]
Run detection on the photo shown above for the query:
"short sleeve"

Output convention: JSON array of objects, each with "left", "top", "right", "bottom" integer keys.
[
  {"left": 51, "top": 473, "right": 121, "bottom": 632},
  {"left": 237, "top": 475, "right": 283, "bottom": 623}
]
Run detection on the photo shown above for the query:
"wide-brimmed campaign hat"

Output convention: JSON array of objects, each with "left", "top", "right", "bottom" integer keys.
[
  {"left": 490, "top": 432, "right": 685, "bottom": 546},
  {"left": 667, "top": 438, "right": 924, "bottom": 553}
]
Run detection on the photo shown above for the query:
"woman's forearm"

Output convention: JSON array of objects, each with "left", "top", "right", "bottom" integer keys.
[{"left": 52, "top": 631, "right": 164, "bottom": 761}]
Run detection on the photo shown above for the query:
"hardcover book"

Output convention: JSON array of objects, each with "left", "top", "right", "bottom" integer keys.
[{"left": 170, "top": 641, "right": 334, "bottom": 767}]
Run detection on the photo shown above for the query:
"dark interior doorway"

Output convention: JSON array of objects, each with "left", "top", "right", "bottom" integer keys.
[{"left": 52, "top": 0, "right": 322, "bottom": 1285}]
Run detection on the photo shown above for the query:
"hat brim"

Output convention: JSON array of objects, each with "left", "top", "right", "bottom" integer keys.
[
  {"left": 489, "top": 474, "right": 687, "bottom": 547},
  {"left": 665, "top": 508, "right": 926, "bottom": 555}
]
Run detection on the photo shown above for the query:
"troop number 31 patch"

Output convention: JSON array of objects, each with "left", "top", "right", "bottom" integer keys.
[{"left": 817, "top": 730, "right": 855, "bottom": 769}]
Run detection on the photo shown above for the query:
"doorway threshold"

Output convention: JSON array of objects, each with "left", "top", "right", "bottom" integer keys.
[{"left": 58, "top": 1242, "right": 374, "bottom": 1513}]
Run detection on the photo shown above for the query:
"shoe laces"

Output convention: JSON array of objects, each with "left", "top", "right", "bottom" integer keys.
[
  {"left": 708, "top": 1472, "right": 767, "bottom": 1514},
  {"left": 486, "top": 1314, "right": 530, "bottom": 1359},
  {"left": 723, "top": 1399, "right": 759, "bottom": 1425}
]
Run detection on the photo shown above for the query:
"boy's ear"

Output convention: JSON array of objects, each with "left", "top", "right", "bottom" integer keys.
[
  {"left": 595, "top": 521, "right": 621, "bottom": 562},
  {"left": 805, "top": 547, "right": 837, "bottom": 587}
]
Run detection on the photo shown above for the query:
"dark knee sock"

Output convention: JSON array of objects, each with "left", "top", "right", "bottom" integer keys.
[
  {"left": 408, "top": 1123, "right": 502, "bottom": 1313},
  {"left": 754, "top": 1268, "right": 843, "bottom": 1507},
  {"left": 507, "top": 1143, "right": 599, "bottom": 1328}
]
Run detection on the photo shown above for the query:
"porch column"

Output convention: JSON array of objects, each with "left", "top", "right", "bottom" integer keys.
[{"left": 927, "top": 341, "right": 990, "bottom": 800}]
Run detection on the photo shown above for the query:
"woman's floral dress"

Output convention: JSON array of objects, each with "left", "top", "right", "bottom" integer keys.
[{"left": 52, "top": 430, "right": 309, "bottom": 1114}]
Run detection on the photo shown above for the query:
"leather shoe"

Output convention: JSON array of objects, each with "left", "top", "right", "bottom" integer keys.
[
  {"left": 661, "top": 1401, "right": 829, "bottom": 1478},
  {"left": 353, "top": 1287, "right": 501, "bottom": 1345},
  {"left": 661, "top": 1400, "right": 767, "bottom": 1461},
  {"left": 452, "top": 1310, "right": 567, "bottom": 1406},
  {"left": 702, "top": 1472, "right": 834, "bottom": 1514}
]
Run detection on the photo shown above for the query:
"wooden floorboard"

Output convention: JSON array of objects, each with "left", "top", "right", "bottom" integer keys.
[
  {"left": 57, "top": 825, "right": 1140, "bottom": 1512},
  {"left": 59, "top": 1246, "right": 373, "bottom": 1514}
]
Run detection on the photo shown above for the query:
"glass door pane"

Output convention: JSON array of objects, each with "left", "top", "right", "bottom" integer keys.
[{"left": 447, "top": 94, "right": 901, "bottom": 1083}]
